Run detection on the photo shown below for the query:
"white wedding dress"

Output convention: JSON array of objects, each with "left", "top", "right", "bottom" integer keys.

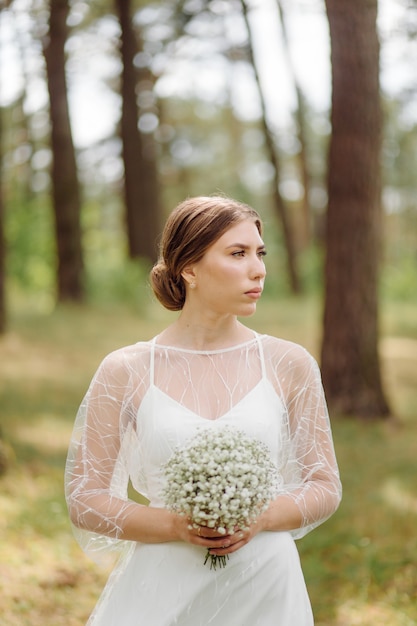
[{"left": 65, "top": 333, "right": 341, "bottom": 626}]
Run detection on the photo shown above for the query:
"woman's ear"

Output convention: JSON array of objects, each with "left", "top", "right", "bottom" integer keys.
[{"left": 181, "top": 266, "right": 197, "bottom": 289}]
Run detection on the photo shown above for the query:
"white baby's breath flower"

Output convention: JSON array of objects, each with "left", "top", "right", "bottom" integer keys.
[{"left": 163, "top": 426, "right": 280, "bottom": 569}]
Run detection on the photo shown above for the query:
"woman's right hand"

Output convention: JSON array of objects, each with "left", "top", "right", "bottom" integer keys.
[{"left": 173, "top": 515, "right": 245, "bottom": 553}]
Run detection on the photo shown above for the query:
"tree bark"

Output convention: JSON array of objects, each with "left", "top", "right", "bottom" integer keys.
[
  {"left": 43, "top": 0, "right": 84, "bottom": 302},
  {"left": 0, "top": 106, "right": 6, "bottom": 334},
  {"left": 321, "top": 0, "right": 391, "bottom": 418},
  {"left": 115, "top": 0, "right": 161, "bottom": 263},
  {"left": 240, "top": 0, "right": 301, "bottom": 294},
  {"left": 276, "top": 0, "right": 312, "bottom": 249}
]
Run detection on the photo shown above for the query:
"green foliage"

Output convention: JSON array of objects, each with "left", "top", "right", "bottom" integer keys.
[
  {"left": 381, "top": 213, "right": 417, "bottom": 304},
  {"left": 298, "top": 245, "right": 325, "bottom": 295},
  {"left": 6, "top": 189, "right": 55, "bottom": 296},
  {"left": 382, "top": 251, "right": 417, "bottom": 302},
  {"left": 85, "top": 254, "right": 152, "bottom": 312}
]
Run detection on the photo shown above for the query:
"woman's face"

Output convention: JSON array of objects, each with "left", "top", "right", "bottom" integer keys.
[{"left": 185, "top": 219, "right": 267, "bottom": 317}]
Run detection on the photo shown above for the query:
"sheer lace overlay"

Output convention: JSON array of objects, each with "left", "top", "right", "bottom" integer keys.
[{"left": 65, "top": 333, "right": 341, "bottom": 565}]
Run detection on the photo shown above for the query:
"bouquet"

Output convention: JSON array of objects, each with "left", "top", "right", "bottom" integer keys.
[{"left": 163, "top": 426, "right": 279, "bottom": 569}]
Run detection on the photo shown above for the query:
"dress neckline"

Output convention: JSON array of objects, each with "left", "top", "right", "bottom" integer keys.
[
  {"left": 150, "top": 378, "right": 266, "bottom": 421},
  {"left": 151, "top": 331, "right": 260, "bottom": 355}
]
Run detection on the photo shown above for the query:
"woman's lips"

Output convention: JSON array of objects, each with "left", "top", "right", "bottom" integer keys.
[{"left": 245, "top": 289, "right": 262, "bottom": 299}]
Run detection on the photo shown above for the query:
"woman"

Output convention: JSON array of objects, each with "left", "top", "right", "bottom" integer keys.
[{"left": 65, "top": 195, "right": 342, "bottom": 625}]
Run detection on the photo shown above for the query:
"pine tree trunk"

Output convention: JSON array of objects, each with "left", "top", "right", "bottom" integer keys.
[
  {"left": 240, "top": 0, "right": 301, "bottom": 294},
  {"left": 116, "top": 0, "right": 161, "bottom": 263},
  {"left": 276, "top": 0, "right": 312, "bottom": 249},
  {"left": 0, "top": 106, "right": 5, "bottom": 334},
  {"left": 321, "top": 0, "right": 391, "bottom": 418},
  {"left": 43, "top": 0, "right": 84, "bottom": 302}
]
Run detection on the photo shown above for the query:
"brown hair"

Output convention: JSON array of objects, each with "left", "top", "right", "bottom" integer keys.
[{"left": 150, "top": 195, "right": 263, "bottom": 311}]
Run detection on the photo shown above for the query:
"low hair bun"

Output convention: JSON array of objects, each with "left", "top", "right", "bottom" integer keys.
[{"left": 150, "top": 261, "right": 185, "bottom": 311}]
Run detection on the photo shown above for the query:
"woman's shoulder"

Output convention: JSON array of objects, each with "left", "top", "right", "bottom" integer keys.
[
  {"left": 94, "top": 339, "right": 154, "bottom": 379},
  {"left": 259, "top": 333, "right": 311, "bottom": 355},
  {"left": 258, "top": 333, "right": 318, "bottom": 369},
  {"left": 104, "top": 339, "right": 153, "bottom": 359}
]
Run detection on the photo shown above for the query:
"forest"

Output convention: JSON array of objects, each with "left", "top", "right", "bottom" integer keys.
[{"left": 0, "top": 0, "right": 416, "bottom": 624}]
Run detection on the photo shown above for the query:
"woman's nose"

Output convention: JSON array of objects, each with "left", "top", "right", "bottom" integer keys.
[{"left": 250, "top": 255, "right": 266, "bottom": 279}]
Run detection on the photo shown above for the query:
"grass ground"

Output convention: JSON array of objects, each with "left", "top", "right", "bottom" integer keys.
[{"left": 1, "top": 296, "right": 416, "bottom": 626}]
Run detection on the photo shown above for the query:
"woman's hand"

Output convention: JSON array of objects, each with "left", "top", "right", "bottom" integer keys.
[
  {"left": 185, "top": 493, "right": 304, "bottom": 557},
  {"left": 174, "top": 515, "right": 264, "bottom": 557}
]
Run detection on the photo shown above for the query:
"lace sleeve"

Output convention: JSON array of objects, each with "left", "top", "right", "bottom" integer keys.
[
  {"left": 267, "top": 338, "right": 342, "bottom": 539},
  {"left": 65, "top": 347, "right": 146, "bottom": 565}
]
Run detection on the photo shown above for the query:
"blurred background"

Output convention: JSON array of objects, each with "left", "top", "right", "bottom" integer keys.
[{"left": 0, "top": 1, "right": 416, "bottom": 624}]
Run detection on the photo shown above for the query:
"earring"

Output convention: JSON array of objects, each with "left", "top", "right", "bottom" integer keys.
[{"left": 189, "top": 282, "right": 196, "bottom": 289}]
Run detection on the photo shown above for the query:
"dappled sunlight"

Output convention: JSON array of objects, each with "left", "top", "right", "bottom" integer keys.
[
  {"left": 380, "top": 336, "right": 417, "bottom": 422},
  {"left": 0, "top": 461, "right": 108, "bottom": 626},
  {"left": 0, "top": 465, "right": 64, "bottom": 533},
  {"left": 335, "top": 599, "right": 416, "bottom": 626},
  {"left": 0, "top": 492, "right": 19, "bottom": 529},
  {"left": 12, "top": 415, "right": 72, "bottom": 455},
  {"left": 0, "top": 331, "right": 80, "bottom": 385},
  {"left": 380, "top": 337, "right": 417, "bottom": 361},
  {"left": 0, "top": 533, "right": 106, "bottom": 626},
  {"left": 380, "top": 478, "right": 417, "bottom": 515}
]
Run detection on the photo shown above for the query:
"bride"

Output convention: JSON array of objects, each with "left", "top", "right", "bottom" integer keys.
[{"left": 65, "top": 195, "right": 342, "bottom": 625}]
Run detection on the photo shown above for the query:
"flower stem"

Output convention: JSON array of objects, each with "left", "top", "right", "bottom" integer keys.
[{"left": 204, "top": 550, "right": 230, "bottom": 570}]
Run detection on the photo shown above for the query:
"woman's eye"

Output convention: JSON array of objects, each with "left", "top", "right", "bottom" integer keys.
[{"left": 231, "top": 249, "right": 267, "bottom": 258}]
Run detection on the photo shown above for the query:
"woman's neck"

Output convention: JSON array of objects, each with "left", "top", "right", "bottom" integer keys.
[{"left": 157, "top": 313, "right": 253, "bottom": 351}]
